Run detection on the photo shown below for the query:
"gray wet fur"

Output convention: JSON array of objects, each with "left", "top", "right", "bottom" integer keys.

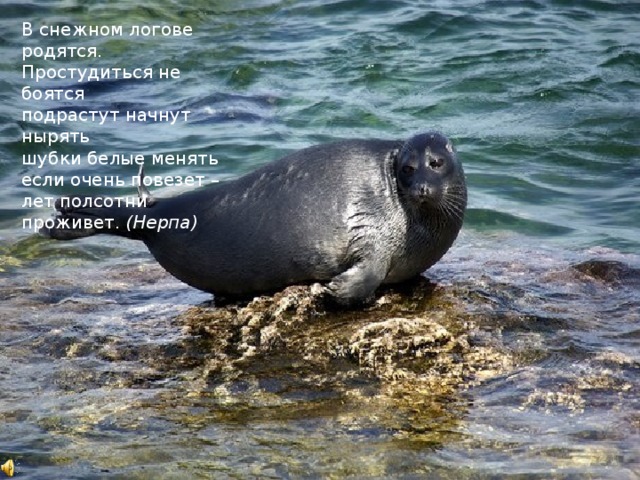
[{"left": 43, "top": 132, "right": 467, "bottom": 305}]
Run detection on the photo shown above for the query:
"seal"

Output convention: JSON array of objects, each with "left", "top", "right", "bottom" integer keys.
[{"left": 42, "top": 132, "right": 467, "bottom": 305}]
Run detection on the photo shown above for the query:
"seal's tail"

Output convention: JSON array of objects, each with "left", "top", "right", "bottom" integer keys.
[
  {"left": 40, "top": 197, "right": 149, "bottom": 240},
  {"left": 40, "top": 164, "right": 156, "bottom": 241}
]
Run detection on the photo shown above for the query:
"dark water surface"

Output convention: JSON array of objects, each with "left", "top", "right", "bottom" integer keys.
[{"left": 1, "top": 0, "right": 639, "bottom": 478}]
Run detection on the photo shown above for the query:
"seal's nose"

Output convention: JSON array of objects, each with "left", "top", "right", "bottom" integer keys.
[
  {"left": 416, "top": 182, "right": 442, "bottom": 205},
  {"left": 419, "top": 184, "right": 435, "bottom": 198}
]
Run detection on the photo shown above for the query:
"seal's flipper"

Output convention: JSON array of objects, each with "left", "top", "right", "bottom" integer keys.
[
  {"left": 40, "top": 194, "right": 151, "bottom": 241},
  {"left": 42, "top": 163, "right": 158, "bottom": 241},
  {"left": 137, "top": 163, "right": 157, "bottom": 207},
  {"left": 326, "top": 257, "right": 389, "bottom": 306}
]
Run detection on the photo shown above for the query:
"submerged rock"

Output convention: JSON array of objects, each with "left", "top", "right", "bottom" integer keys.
[{"left": 572, "top": 259, "right": 640, "bottom": 286}]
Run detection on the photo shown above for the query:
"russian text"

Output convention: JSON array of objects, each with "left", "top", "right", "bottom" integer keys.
[{"left": 128, "top": 214, "right": 197, "bottom": 233}]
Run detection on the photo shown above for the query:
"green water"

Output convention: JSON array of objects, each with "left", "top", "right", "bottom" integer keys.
[{"left": 1, "top": 1, "right": 639, "bottom": 478}]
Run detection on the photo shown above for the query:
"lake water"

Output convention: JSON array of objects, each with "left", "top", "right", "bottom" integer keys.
[{"left": 1, "top": 0, "right": 639, "bottom": 478}]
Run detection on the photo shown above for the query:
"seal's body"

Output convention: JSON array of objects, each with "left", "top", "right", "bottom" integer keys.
[{"left": 43, "top": 133, "right": 467, "bottom": 304}]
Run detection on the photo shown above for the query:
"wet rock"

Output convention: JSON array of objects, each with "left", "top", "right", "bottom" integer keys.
[
  {"left": 572, "top": 259, "right": 640, "bottom": 286},
  {"left": 178, "top": 279, "right": 513, "bottom": 399},
  {"left": 348, "top": 317, "right": 456, "bottom": 372}
]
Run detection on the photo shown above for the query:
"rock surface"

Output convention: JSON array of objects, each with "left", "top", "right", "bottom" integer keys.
[{"left": 179, "top": 278, "right": 514, "bottom": 403}]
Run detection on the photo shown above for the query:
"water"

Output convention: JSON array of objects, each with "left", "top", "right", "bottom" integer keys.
[{"left": 1, "top": 0, "right": 639, "bottom": 478}]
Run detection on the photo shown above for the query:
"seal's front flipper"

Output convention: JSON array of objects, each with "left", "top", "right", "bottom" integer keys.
[{"left": 326, "top": 259, "right": 388, "bottom": 306}]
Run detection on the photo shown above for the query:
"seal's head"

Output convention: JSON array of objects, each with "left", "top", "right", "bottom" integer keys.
[{"left": 395, "top": 132, "right": 467, "bottom": 225}]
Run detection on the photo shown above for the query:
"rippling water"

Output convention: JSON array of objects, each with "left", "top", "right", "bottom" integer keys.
[{"left": 1, "top": 1, "right": 639, "bottom": 478}]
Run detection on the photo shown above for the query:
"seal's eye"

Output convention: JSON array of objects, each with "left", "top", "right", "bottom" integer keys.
[
  {"left": 402, "top": 165, "right": 416, "bottom": 175},
  {"left": 429, "top": 157, "right": 445, "bottom": 170}
]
